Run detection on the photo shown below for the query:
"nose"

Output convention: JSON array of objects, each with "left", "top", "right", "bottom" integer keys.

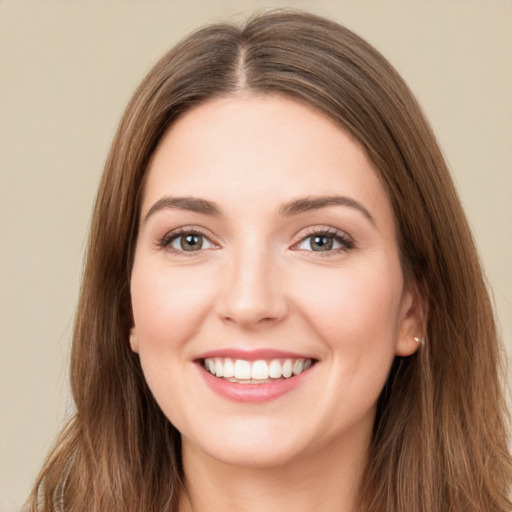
[{"left": 217, "top": 245, "right": 288, "bottom": 329}]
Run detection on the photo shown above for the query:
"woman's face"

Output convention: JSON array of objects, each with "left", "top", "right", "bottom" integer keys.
[{"left": 130, "top": 94, "right": 421, "bottom": 469}]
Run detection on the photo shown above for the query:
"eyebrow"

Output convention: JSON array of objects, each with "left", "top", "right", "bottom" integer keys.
[
  {"left": 144, "top": 196, "right": 222, "bottom": 222},
  {"left": 144, "top": 194, "right": 375, "bottom": 225},
  {"left": 279, "top": 195, "right": 375, "bottom": 225}
]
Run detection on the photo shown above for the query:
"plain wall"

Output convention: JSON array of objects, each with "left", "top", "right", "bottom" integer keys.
[{"left": 1, "top": 1, "right": 511, "bottom": 509}]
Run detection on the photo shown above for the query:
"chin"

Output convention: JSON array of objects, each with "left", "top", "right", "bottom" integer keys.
[
  {"left": 193, "top": 441, "right": 306, "bottom": 470},
  {"left": 181, "top": 420, "right": 316, "bottom": 470}
]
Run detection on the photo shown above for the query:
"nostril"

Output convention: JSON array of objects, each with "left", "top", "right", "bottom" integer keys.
[{"left": 221, "top": 312, "right": 284, "bottom": 328}]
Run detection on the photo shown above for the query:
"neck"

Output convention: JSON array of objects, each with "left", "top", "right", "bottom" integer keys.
[{"left": 178, "top": 432, "right": 369, "bottom": 512}]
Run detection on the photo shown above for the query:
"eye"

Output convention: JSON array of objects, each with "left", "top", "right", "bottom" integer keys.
[
  {"left": 294, "top": 229, "right": 354, "bottom": 253},
  {"left": 160, "top": 229, "right": 216, "bottom": 253}
]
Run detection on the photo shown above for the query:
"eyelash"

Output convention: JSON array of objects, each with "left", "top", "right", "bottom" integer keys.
[
  {"left": 292, "top": 227, "right": 355, "bottom": 255},
  {"left": 158, "top": 227, "right": 215, "bottom": 256},
  {"left": 157, "top": 226, "right": 355, "bottom": 256}
]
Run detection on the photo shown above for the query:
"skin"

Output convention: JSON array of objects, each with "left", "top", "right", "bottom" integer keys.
[{"left": 130, "top": 93, "right": 422, "bottom": 512}]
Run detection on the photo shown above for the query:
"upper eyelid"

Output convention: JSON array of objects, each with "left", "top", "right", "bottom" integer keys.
[
  {"left": 159, "top": 226, "right": 219, "bottom": 248},
  {"left": 291, "top": 226, "right": 355, "bottom": 252},
  {"left": 157, "top": 225, "right": 354, "bottom": 249},
  {"left": 292, "top": 225, "right": 353, "bottom": 242},
  {"left": 162, "top": 225, "right": 216, "bottom": 238}
]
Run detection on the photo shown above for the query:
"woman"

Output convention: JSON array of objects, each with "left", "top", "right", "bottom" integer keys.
[{"left": 26, "top": 10, "right": 511, "bottom": 512}]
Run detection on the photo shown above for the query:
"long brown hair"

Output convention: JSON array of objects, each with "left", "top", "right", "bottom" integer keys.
[{"left": 26, "top": 10, "right": 511, "bottom": 512}]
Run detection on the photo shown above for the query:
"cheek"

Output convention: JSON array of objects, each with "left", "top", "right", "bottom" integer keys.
[
  {"left": 294, "top": 262, "right": 404, "bottom": 421},
  {"left": 129, "top": 261, "right": 217, "bottom": 424},
  {"left": 293, "top": 261, "right": 404, "bottom": 352},
  {"left": 130, "top": 262, "right": 216, "bottom": 351}
]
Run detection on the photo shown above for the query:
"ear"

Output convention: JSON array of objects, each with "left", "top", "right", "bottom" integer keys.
[
  {"left": 395, "top": 280, "right": 427, "bottom": 357},
  {"left": 129, "top": 326, "right": 139, "bottom": 353}
]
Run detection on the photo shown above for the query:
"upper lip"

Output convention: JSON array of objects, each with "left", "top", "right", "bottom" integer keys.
[{"left": 195, "top": 348, "right": 317, "bottom": 361}]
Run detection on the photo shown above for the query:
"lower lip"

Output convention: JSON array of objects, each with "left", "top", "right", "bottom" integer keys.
[{"left": 197, "top": 364, "right": 313, "bottom": 403}]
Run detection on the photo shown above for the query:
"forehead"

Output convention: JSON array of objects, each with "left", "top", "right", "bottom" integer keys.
[{"left": 142, "top": 94, "right": 395, "bottom": 231}]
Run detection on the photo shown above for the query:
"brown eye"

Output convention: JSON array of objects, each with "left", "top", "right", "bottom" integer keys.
[
  {"left": 180, "top": 234, "right": 203, "bottom": 251},
  {"left": 295, "top": 230, "right": 354, "bottom": 253},
  {"left": 310, "top": 235, "right": 333, "bottom": 251},
  {"left": 168, "top": 232, "right": 214, "bottom": 252}
]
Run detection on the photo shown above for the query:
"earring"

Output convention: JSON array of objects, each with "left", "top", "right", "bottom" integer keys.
[{"left": 413, "top": 336, "right": 424, "bottom": 346}]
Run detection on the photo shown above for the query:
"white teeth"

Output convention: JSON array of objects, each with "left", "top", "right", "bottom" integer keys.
[
  {"left": 234, "top": 359, "right": 251, "bottom": 380},
  {"left": 203, "top": 357, "right": 314, "bottom": 382},
  {"left": 215, "top": 359, "right": 223, "bottom": 377},
  {"left": 223, "top": 358, "right": 235, "bottom": 378},
  {"left": 292, "top": 360, "right": 304, "bottom": 375},
  {"left": 251, "top": 360, "right": 269, "bottom": 380},
  {"left": 282, "top": 359, "right": 293, "bottom": 378},
  {"left": 268, "top": 359, "right": 282, "bottom": 379}
]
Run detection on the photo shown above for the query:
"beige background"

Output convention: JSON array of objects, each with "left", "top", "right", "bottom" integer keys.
[{"left": 0, "top": 1, "right": 511, "bottom": 509}]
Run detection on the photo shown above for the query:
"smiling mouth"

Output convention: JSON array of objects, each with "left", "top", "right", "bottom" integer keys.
[{"left": 201, "top": 357, "right": 315, "bottom": 384}]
